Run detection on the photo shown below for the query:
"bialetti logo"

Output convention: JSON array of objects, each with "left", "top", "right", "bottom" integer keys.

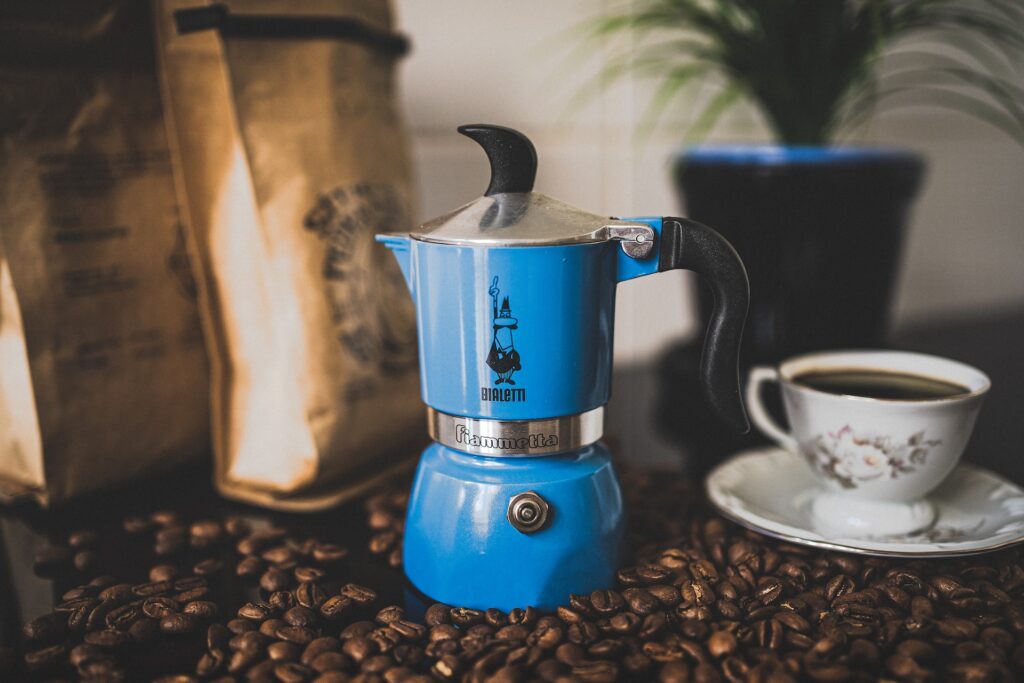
[
  {"left": 483, "top": 276, "right": 526, "bottom": 402},
  {"left": 481, "top": 387, "right": 526, "bottom": 402},
  {"left": 455, "top": 424, "right": 558, "bottom": 451}
]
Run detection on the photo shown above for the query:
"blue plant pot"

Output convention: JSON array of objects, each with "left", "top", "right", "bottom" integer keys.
[
  {"left": 674, "top": 144, "right": 925, "bottom": 364},
  {"left": 658, "top": 144, "right": 925, "bottom": 462}
]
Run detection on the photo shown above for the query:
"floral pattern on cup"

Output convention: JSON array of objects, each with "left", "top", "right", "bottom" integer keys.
[{"left": 802, "top": 426, "right": 942, "bottom": 489}]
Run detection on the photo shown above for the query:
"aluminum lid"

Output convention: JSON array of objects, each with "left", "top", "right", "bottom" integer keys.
[
  {"left": 411, "top": 191, "right": 650, "bottom": 247},
  {"left": 407, "top": 124, "right": 654, "bottom": 252}
]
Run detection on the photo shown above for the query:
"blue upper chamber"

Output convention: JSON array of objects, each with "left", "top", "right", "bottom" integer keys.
[{"left": 377, "top": 124, "right": 751, "bottom": 432}]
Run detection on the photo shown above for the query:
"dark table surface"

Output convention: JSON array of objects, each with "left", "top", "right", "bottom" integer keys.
[{"left": 2, "top": 308, "right": 1023, "bottom": 681}]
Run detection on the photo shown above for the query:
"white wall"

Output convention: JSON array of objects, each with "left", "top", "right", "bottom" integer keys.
[{"left": 394, "top": 0, "right": 1024, "bottom": 367}]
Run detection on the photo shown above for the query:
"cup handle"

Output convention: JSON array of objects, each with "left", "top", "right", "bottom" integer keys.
[{"left": 746, "top": 367, "right": 799, "bottom": 452}]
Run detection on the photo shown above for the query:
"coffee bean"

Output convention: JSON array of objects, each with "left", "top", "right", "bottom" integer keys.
[
  {"left": 143, "top": 597, "right": 179, "bottom": 619},
  {"left": 340, "top": 584, "right": 377, "bottom": 605},
  {"left": 261, "top": 618, "right": 288, "bottom": 638},
  {"left": 311, "top": 652, "right": 348, "bottom": 673},
  {"left": 227, "top": 618, "right": 257, "bottom": 634},
  {"left": 757, "top": 577, "right": 784, "bottom": 605},
  {"left": 623, "top": 587, "right": 659, "bottom": 615},
  {"left": 285, "top": 606, "right": 318, "bottom": 628},
  {"left": 160, "top": 612, "right": 199, "bottom": 634},
  {"left": 297, "top": 581, "right": 327, "bottom": 609},
  {"left": 231, "top": 630, "right": 270, "bottom": 652},
  {"left": 183, "top": 600, "right": 219, "bottom": 619},
  {"left": 261, "top": 567, "right": 291, "bottom": 592},
  {"left": 274, "top": 661, "right": 314, "bottom": 682},
  {"left": 375, "top": 605, "right": 405, "bottom": 625},
  {"left": 313, "top": 543, "right": 349, "bottom": 564},
  {"left": 708, "top": 630, "right": 737, "bottom": 658},
  {"left": 321, "top": 596, "right": 353, "bottom": 621},
  {"left": 278, "top": 625, "right": 318, "bottom": 645},
  {"left": 194, "top": 558, "right": 223, "bottom": 576},
  {"left": 196, "top": 649, "right": 227, "bottom": 677},
  {"left": 237, "top": 555, "right": 265, "bottom": 578},
  {"left": 270, "top": 590, "right": 297, "bottom": 613},
  {"left": 450, "top": 607, "right": 484, "bottom": 627},
  {"left": 342, "top": 636, "right": 376, "bottom": 663},
  {"left": 106, "top": 603, "right": 143, "bottom": 630},
  {"left": 84, "top": 628, "right": 128, "bottom": 648},
  {"left": 73, "top": 550, "right": 96, "bottom": 573},
  {"left": 295, "top": 566, "right": 327, "bottom": 583},
  {"left": 22, "top": 611, "right": 67, "bottom": 643},
  {"left": 238, "top": 601, "right": 274, "bottom": 620}
]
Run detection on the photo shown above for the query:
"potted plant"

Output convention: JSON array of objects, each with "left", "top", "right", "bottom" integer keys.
[
  {"left": 584, "top": 0, "right": 1023, "bottom": 360},
  {"left": 582, "top": 0, "right": 1023, "bottom": 458}
]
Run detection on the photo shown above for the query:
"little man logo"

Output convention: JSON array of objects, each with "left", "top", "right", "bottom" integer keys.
[{"left": 485, "top": 276, "right": 522, "bottom": 386}]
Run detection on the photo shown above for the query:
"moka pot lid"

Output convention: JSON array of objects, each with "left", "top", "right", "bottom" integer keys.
[{"left": 407, "top": 124, "right": 655, "bottom": 255}]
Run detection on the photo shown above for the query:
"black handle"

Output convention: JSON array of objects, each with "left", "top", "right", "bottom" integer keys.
[
  {"left": 457, "top": 124, "right": 537, "bottom": 196},
  {"left": 660, "top": 217, "right": 750, "bottom": 433}
]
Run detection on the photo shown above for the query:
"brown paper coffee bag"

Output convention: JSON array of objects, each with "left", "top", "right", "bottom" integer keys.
[
  {"left": 156, "top": 0, "right": 422, "bottom": 510},
  {"left": 0, "top": 1, "right": 211, "bottom": 506}
]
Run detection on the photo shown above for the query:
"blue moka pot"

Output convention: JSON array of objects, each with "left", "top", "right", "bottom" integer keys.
[{"left": 377, "top": 124, "right": 749, "bottom": 611}]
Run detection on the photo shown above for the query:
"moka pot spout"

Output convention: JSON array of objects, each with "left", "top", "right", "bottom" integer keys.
[{"left": 375, "top": 233, "right": 414, "bottom": 295}]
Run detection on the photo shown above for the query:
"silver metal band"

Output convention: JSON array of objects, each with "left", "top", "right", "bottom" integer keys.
[{"left": 427, "top": 407, "right": 604, "bottom": 458}]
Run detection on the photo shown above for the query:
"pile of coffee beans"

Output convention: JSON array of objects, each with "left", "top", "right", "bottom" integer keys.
[{"left": 13, "top": 467, "right": 1024, "bottom": 682}]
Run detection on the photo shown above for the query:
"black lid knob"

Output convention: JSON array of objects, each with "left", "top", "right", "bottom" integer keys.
[{"left": 458, "top": 124, "right": 537, "bottom": 196}]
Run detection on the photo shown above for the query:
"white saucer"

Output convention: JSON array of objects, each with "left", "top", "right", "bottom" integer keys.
[{"left": 706, "top": 447, "right": 1024, "bottom": 557}]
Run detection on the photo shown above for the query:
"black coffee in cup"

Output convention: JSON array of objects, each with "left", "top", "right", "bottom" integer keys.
[{"left": 793, "top": 369, "right": 970, "bottom": 401}]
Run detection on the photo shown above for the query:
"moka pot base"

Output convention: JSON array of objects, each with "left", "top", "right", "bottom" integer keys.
[{"left": 402, "top": 440, "right": 625, "bottom": 612}]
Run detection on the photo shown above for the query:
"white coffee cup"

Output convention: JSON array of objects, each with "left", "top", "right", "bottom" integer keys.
[{"left": 746, "top": 350, "right": 990, "bottom": 537}]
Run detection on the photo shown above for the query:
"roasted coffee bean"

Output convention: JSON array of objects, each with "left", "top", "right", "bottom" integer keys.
[
  {"left": 757, "top": 577, "right": 785, "bottom": 605},
  {"left": 301, "top": 637, "right": 341, "bottom": 665},
  {"left": 228, "top": 648, "right": 260, "bottom": 674},
  {"left": 161, "top": 612, "right": 199, "bottom": 634},
  {"left": 24, "top": 643, "right": 67, "bottom": 672},
  {"left": 175, "top": 586, "right": 211, "bottom": 603},
  {"left": 227, "top": 618, "right": 258, "bottom": 634},
  {"left": 143, "top": 597, "right": 179, "bottom": 619},
  {"left": 295, "top": 566, "right": 327, "bottom": 583},
  {"left": 194, "top": 558, "right": 224, "bottom": 576},
  {"left": 197, "top": 649, "right": 227, "bottom": 677},
  {"left": 184, "top": 600, "right": 219, "bottom": 619},
  {"left": 450, "top": 607, "right": 484, "bottom": 627},
  {"left": 99, "top": 582, "right": 134, "bottom": 603},
  {"left": 190, "top": 520, "right": 223, "bottom": 547},
  {"left": 340, "top": 584, "right": 378, "bottom": 605},
  {"left": 321, "top": 595, "right": 353, "bottom": 621},
  {"left": 133, "top": 579, "right": 173, "bottom": 598},
  {"left": 313, "top": 543, "right": 349, "bottom": 564},
  {"left": 424, "top": 603, "right": 451, "bottom": 626},
  {"left": 207, "top": 622, "right": 231, "bottom": 650},
  {"left": 268, "top": 641, "right": 302, "bottom": 662},
  {"left": 270, "top": 590, "right": 297, "bottom": 613},
  {"left": 238, "top": 601, "right": 274, "bottom": 620},
  {"left": 261, "top": 618, "right": 288, "bottom": 637},
  {"left": 84, "top": 628, "right": 128, "bottom": 648},
  {"left": 232, "top": 630, "right": 270, "bottom": 652},
  {"left": 237, "top": 555, "right": 265, "bottom": 578},
  {"left": 375, "top": 605, "right": 405, "bottom": 625},
  {"left": 278, "top": 625, "right": 318, "bottom": 645},
  {"left": 22, "top": 611, "right": 67, "bottom": 643},
  {"left": 312, "top": 652, "right": 348, "bottom": 673},
  {"left": 155, "top": 526, "right": 186, "bottom": 555},
  {"left": 285, "top": 606, "right": 319, "bottom": 628},
  {"left": 262, "top": 545, "right": 297, "bottom": 566},
  {"left": 623, "top": 587, "right": 659, "bottom": 615},
  {"left": 106, "top": 603, "right": 143, "bottom": 630},
  {"left": 708, "top": 630, "right": 737, "bottom": 658},
  {"left": 342, "top": 636, "right": 376, "bottom": 663},
  {"left": 261, "top": 567, "right": 291, "bottom": 592},
  {"left": 390, "top": 620, "right": 427, "bottom": 641},
  {"left": 590, "top": 589, "right": 625, "bottom": 614},
  {"left": 297, "top": 581, "right": 327, "bottom": 609}
]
